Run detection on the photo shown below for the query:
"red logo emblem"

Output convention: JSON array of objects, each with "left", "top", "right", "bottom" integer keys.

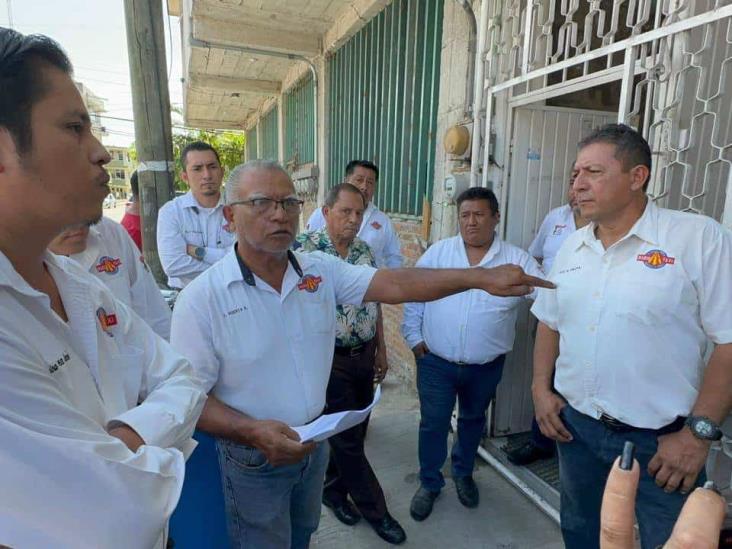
[
  {"left": 297, "top": 274, "right": 323, "bottom": 293},
  {"left": 96, "top": 307, "right": 118, "bottom": 332},
  {"left": 96, "top": 256, "right": 121, "bottom": 274},
  {"left": 371, "top": 221, "right": 382, "bottom": 230},
  {"left": 637, "top": 249, "right": 675, "bottom": 269}
]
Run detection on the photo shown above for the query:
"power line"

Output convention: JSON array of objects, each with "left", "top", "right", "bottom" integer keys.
[{"left": 97, "top": 113, "right": 244, "bottom": 134}]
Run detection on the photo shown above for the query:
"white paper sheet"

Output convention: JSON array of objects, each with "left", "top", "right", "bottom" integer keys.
[{"left": 292, "top": 385, "right": 382, "bottom": 443}]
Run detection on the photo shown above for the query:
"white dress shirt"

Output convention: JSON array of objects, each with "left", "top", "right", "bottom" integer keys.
[
  {"left": 402, "top": 234, "right": 543, "bottom": 365},
  {"left": 70, "top": 217, "right": 171, "bottom": 340},
  {"left": 532, "top": 201, "right": 732, "bottom": 429},
  {"left": 157, "top": 191, "right": 236, "bottom": 288},
  {"left": 170, "top": 247, "right": 377, "bottom": 427},
  {"left": 0, "top": 251, "right": 206, "bottom": 548},
  {"left": 528, "top": 204, "right": 577, "bottom": 273},
  {"left": 307, "top": 202, "right": 403, "bottom": 268}
]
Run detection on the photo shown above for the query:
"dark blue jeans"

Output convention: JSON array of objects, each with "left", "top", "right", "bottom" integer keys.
[
  {"left": 558, "top": 405, "right": 705, "bottom": 549},
  {"left": 416, "top": 352, "right": 505, "bottom": 492}
]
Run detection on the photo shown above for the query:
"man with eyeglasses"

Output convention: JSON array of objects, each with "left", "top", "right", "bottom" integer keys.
[
  {"left": 307, "top": 160, "right": 402, "bottom": 268},
  {"left": 157, "top": 141, "right": 236, "bottom": 289},
  {"left": 170, "top": 160, "right": 553, "bottom": 548}
]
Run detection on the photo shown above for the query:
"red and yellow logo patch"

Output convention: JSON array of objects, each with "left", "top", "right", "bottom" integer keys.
[
  {"left": 637, "top": 249, "right": 675, "bottom": 269},
  {"left": 371, "top": 221, "right": 382, "bottom": 230},
  {"left": 96, "top": 307, "right": 118, "bottom": 332},
  {"left": 297, "top": 274, "right": 323, "bottom": 293},
  {"left": 96, "top": 256, "right": 121, "bottom": 274}
]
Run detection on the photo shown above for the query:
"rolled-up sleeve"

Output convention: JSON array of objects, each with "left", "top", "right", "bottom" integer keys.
[
  {"left": 156, "top": 202, "right": 209, "bottom": 283},
  {"left": 0, "top": 335, "right": 186, "bottom": 549},
  {"left": 319, "top": 252, "right": 377, "bottom": 306},
  {"left": 107, "top": 304, "right": 205, "bottom": 453}
]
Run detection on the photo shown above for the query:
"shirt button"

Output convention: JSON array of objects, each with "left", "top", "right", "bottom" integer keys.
[
  {"left": 592, "top": 292, "right": 600, "bottom": 298},
  {"left": 589, "top": 325, "right": 596, "bottom": 332}
]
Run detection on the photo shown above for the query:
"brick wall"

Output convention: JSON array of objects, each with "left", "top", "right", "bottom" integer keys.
[{"left": 383, "top": 218, "right": 426, "bottom": 392}]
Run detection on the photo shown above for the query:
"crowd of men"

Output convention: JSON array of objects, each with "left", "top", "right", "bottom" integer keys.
[{"left": 1, "top": 28, "right": 731, "bottom": 549}]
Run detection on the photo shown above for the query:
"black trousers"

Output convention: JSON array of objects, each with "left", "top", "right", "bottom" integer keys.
[{"left": 323, "top": 338, "right": 387, "bottom": 522}]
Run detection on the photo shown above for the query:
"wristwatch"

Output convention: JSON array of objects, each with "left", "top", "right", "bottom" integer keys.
[
  {"left": 685, "top": 415, "right": 723, "bottom": 441},
  {"left": 194, "top": 246, "right": 206, "bottom": 260}
]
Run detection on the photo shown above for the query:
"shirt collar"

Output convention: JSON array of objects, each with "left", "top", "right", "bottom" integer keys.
[
  {"left": 576, "top": 199, "right": 659, "bottom": 250},
  {"left": 181, "top": 191, "right": 224, "bottom": 211},
  {"left": 459, "top": 232, "right": 502, "bottom": 266},
  {"left": 226, "top": 243, "right": 304, "bottom": 288},
  {"left": 0, "top": 250, "right": 68, "bottom": 297},
  {"left": 70, "top": 224, "right": 103, "bottom": 271}
]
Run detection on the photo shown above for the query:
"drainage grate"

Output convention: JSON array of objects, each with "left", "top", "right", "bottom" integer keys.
[{"left": 500, "top": 432, "right": 560, "bottom": 492}]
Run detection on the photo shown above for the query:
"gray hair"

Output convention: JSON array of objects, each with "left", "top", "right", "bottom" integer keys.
[
  {"left": 225, "top": 159, "right": 291, "bottom": 204},
  {"left": 324, "top": 183, "right": 365, "bottom": 209}
]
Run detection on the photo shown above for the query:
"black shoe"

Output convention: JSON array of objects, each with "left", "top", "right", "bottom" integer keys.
[
  {"left": 368, "top": 513, "right": 407, "bottom": 545},
  {"left": 454, "top": 476, "right": 479, "bottom": 508},
  {"left": 409, "top": 486, "right": 439, "bottom": 521},
  {"left": 506, "top": 441, "right": 555, "bottom": 466},
  {"left": 322, "top": 495, "right": 361, "bottom": 526}
]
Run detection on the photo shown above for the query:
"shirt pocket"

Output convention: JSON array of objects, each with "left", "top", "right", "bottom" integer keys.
[
  {"left": 613, "top": 269, "right": 684, "bottom": 325},
  {"left": 299, "top": 292, "right": 335, "bottom": 334}
]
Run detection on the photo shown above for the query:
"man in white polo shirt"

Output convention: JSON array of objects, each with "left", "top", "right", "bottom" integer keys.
[
  {"left": 307, "top": 160, "right": 402, "bottom": 268},
  {"left": 531, "top": 124, "right": 732, "bottom": 549},
  {"left": 401, "top": 187, "right": 543, "bottom": 521},
  {"left": 48, "top": 217, "right": 171, "bottom": 340},
  {"left": 170, "top": 160, "right": 551, "bottom": 548},
  {"left": 507, "top": 171, "right": 588, "bottom": 466},
  {"left": 157, "top": 141, "right": 236, "bottom": 289}
]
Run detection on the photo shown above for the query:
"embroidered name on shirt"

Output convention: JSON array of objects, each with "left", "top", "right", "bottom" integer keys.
[
  {"left": 637, "top": 249, "right": 675, "bottom": 269},
  {"left": 49, "top": 352, "right": 71, "bottom": 374},
  {"left": 225, "top": 306, "right": 246, "bottom": 317},
  {"left": 371, "top": 221, "right": 382, "bottom": 230},
  {"left": 96, "top": 307, "right": 118, "bottom": 334},
  {"left": 558, "top": 266, "right": 582, "bottom": 274},
  {"left": 96, "top": 256, "right": 122, "bottom": 274},
  {"left": 297, "top": 274, "right": 323, "bottom": 293},
  {"left": 552, "top": 224, "right": 566, "bottom": 235}
]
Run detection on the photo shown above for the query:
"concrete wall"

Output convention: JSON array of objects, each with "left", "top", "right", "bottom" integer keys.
[{"left": 430, "top": 0, "right": 480, "bottom": 242}]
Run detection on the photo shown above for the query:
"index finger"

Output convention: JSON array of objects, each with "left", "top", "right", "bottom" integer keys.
[
  {"left": 664, "top": 484, "right": 726, "bottom": 549},
  {"left": 522, "top": 274, "right": 556, "bottom": 289},
  {"left": 600, "top": 456, "right": 640, "bottom": 549}
]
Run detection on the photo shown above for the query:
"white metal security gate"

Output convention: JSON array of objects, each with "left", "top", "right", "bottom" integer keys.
[{"left": 474, "top": 0, "right": 732, "bottom": 436}]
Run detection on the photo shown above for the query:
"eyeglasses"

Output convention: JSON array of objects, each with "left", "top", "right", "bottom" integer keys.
[{"left": 229, "top": 197, "right": 304, "bottom": 215}]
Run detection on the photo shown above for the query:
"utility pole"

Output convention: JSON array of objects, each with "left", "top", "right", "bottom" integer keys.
[{"left": 123, "top": 0, "right": 175, "bottom": 284}]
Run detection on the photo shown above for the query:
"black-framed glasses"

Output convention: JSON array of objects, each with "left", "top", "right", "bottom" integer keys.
[{"left": 229, "top": 197, "right": 304, "bottom": 215}]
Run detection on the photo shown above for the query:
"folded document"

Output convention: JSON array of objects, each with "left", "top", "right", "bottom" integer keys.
[{"left": 293, "top": 385, "right": 382, "bottom": 443}]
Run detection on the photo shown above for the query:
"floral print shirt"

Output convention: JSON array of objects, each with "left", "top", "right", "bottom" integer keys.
[{"left": 295, "top": 228, "right": 378, "bottom": 347}]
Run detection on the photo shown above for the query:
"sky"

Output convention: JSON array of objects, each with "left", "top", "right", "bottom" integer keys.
[{"left": 0, "top": 0, "right": 184, "bottom": 147}]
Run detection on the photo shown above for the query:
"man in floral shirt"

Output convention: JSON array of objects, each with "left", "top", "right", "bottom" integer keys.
[{"left": 296, "top": 183, "right": 406, "bottom": 545}]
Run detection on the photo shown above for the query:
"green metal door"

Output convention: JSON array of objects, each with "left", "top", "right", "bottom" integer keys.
[
  {"left": 284, "top": 74, "right": 315, "bottom": 168},
  {"left": 260, "top": 106, "right": 279, "bottom": 161},
  {"left": 326, "top": 0, "right": 444, "bottom": 216}
]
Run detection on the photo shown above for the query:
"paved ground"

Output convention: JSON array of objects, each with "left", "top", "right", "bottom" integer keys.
[
  {"left": 104, "top": 202, "right": 127, "bottom": 223},
  {"left": 312, "top": 380, "right": 563, "bottom": 549}
]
